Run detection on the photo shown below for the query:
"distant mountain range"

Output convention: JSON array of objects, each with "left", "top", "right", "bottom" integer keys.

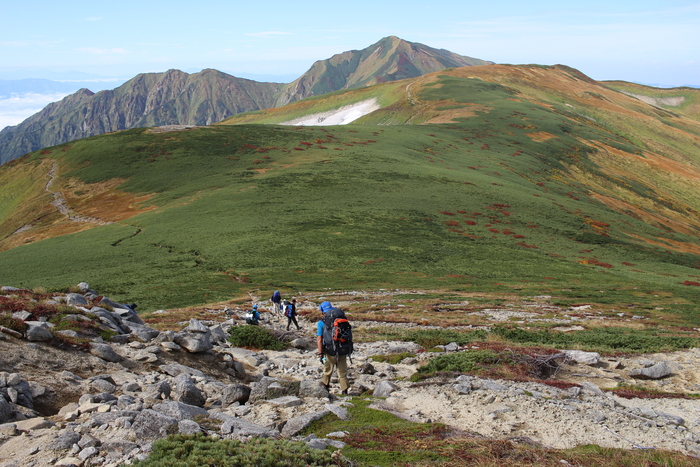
[{"left": 0, "top": 36, "right": 491, "bottom": 165}]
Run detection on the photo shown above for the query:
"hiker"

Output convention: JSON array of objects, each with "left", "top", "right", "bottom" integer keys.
[
  {"left": 316, "top": 301, "right": 353, "bottom": 394},
  {"left": 270, "top": 290, "right": 282, "bottom": 317},
  {"left": 285, "top": 299, "right": 300, "bottom": 331},
  {"left": 245, "top": 304, "right": 261, "bottom": 325}
]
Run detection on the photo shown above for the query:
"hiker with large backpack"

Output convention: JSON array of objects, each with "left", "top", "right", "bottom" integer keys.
[
  {"left": 316, "top": 301, "right": 353, "bottom": 394},
  {"left": 270, "top": 290, "right": 282, "bottom": 318},
  {"left": 285, "top": 299, "right": 300, "bottom": 331}
]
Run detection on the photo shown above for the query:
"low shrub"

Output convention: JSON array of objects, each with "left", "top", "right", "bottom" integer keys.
[
  {"left": 228, "top": 325, "right": 287, "bottom": 350},
  {"left": 130, "top": 433, "right": 346, "bottom": 466},
  {"left": 0, "top": 313, "right": 28, "bottom": 335},
  {"left": 371, "top": 352, "right": 416, "bottom": 365},
  {"left": 414, "top": 349, "right": 501, "bottom": 380}
]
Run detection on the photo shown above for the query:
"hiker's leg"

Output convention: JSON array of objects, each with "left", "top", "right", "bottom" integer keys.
[
  {"left": 322, "top": 355, "right": 335, "bottom": 386},
  {"left": 291, "top": 316, "right": 300, "bottom": 329},
  {"left": 286, "top": 317, "right": 292, "bottom": 330},
  {"left": 337, "top": 355, "right": 349, "bottom": 391}
]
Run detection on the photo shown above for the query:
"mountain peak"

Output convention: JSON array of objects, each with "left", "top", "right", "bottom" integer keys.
[{"left": 274, "top": 36, "right": 492, "bottom": 106}]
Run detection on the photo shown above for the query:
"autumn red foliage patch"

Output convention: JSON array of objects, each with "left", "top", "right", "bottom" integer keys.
[
  {"left": 681, "top": 281, "right": 700, "bottom": 286},
  {"left": 465, "top": 220, "right": 477, "bottom": 225}
]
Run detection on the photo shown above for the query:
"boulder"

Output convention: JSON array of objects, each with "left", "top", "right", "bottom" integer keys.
[
  {"left": 65, "top": 293, "right": 89, "bottom": 307},
  {"left": 325, "top": 403, "right": 350, "bottom": 420},
  {"left": 629, "top": 362, "right": 672, "bottom": 379},
  {"left": 268, "top": 396, "right": 302, "bottom": 408},
  {"left": 175, "top": 331, "right": 213, "bottom": 353},
  {"left": 48, "top": 430, "right": 81, "bottom": 451},
  {"left": 26, "top": 324, "right": 52, "bottom": 342},
  {"left": 187, "top": 319, "right": 209, "bottom": 333},
  {"left": 221, "top": 384, "right": 251, "bottom": 406},
  {"left": 89, "top": 343, "right": 121, "bottom": 362},
  {"left": 281, "top": 410, "right": 330, "bottom": 437},
  {"left": 173, "top": 375, "right": 205, "bottom": 407},
  {"left": 563, "top": 350, "right": 601, "bottom": 366},
  {"left": 159, "top": 363, "right": 206, "bottom": 378},
  {"left": 153, "top": 401, "right": 209, "bottom": 420},
  {"left": 0, "top": 398, "right": 13, "bottom": 423},
  {"left": 178, "top": 419, "right": 202, "bottom": 434},
  {"left": 373, "top": 380, "right": 399, "bottom": 398},
  {"left": 122, "top": 322, "right": 160, "bottom": 342},
  {"left": 299, "top": 379, "right": 330, "bottom": 398},
  {"left": 131, "top": 409, "right": 179, "bottom": 440},
  {"left": 211, "top": 412, "right": 279, "bottom": 438},
  {"left": 210, "top": 325, "right": 228, "bottom": 343},
  {"left": 356, "top": 362, "right": 376, "bottom": 375}
]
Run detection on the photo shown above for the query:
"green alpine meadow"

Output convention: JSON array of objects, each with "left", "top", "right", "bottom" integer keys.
[{"left": 1, "top": 63, "right": 700, "bottom": 324}]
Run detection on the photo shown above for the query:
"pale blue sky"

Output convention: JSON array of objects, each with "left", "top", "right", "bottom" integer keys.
[{"left": 1, "top": 0, "right": 698, "bottom": 86}]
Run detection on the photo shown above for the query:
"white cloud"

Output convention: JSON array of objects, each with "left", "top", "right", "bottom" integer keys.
[
  {"left": 77, "top": 47, "right": 128, "bottom": 55},
  {"left": 0, "top": 92, "right": 70, "bottom": 130}
]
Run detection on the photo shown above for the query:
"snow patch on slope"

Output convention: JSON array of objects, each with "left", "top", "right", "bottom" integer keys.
[{"left": 280, "top": 98, "right": 380, "bottom": 126}]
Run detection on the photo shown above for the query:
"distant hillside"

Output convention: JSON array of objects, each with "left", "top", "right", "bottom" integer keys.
[
  {"left": 2, "top": 65, "right": 700, "bottom": 316},
  {"left": 274, "top": 36, "right": 492, "bottom": 106},
  {"left": 0, "top": 36, "right": 491, "bottom": 165},
  {"left": 602, "top": 81, "right": 700, "bottom": 121},
  {"left": 0, "top": 69, "right": 283, "bottom": 165}
]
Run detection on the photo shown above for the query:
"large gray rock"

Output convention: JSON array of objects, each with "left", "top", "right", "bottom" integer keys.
[
  {"left": 629, "top": 362, "right": 672, "bottom": 379},
  {"left": 281, "top": 410, "right": 330, "bottom": 437},
  {"left": 122, "top": 322, "right": 160, "bottom": 342},
  {"left": 563, "top": 350, "right": 600, "bottom": 366},
  {"left": 159, "top": 363, "right": 206, "bottom": 378},
  {"left": 65, "top": 293, "right": 88, "bottom": 307},
  {"left": 91, "top": 410, "right": 140, "bottom": 426},
  {"left": 225, "top": 348, "right": 267, "bottom": 366},
  {"left": 299, "top": 380, "right": 330, "bottom": 398},
  {"left": 131, "top": 409, "right": 179, "bottom": 440},
  {"left": 175, "top": 331, "right": 213, "bottom": 353},
  {"left": 210, "top": 412, "right": 279, "bottom": 438},
  {"left": 0, "top": 398, "right": 13, "bottom": 423},
  {"left": 249, "top": 376, "right": 281, "bottom": 402},
  {"left": 187, "top": 319, "right": 209, "bottom": 333},
  {"left": 26, "top": 324, "right": 53, "bottom": 342},
  {"left": 373, "top": 380, "right": 399, "bottom": 398},
  {"left": 48, "top": 430, "right": 81, "bottom": 451},
  {"left": 153, "top": 401, "right": 209, "bottom": 420},
  {"left": 324, "top": 403, "right": 350, "bottom": 420},
  {"left": 178, "top": 419, "right": 202, "bottom": 435},
  {"left": 89, "top": 343, "right": 121, "bottom": 362},
  {"left": 173, "top": 375, "right": 205, "bottom": 407},
  {"left": 221, "top": 384, "right": 251, "bottom": 406},
  {"left": 209, "top": 325, "right": 228, "bottom": 343},
  {"left": 144, "top": 381, "right": 171, "bottom": 400}
]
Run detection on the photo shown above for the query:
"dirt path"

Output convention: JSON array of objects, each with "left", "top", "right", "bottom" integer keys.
[{"left": 46, "top": 160, "right": 112, "bottom": 225}]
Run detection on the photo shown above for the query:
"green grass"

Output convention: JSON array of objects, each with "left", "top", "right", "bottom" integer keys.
[{"left": 1, "top": 72, "right": 700, "bottom": 320}]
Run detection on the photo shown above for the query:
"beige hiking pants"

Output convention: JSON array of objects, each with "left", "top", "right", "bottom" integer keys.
[{"left": 322, "top": 354, "right": 349, "bottom": 391}]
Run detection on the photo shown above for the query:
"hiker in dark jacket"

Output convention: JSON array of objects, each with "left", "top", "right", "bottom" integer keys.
[
  {"left": 270, "top": 290, "right": 282, "bottom": 317},
  {"left": 316, "top": 301, "right": 349, "bottom": 394},
  {"left": 285, "top": 299, "right": 300, "bottom": 331}
]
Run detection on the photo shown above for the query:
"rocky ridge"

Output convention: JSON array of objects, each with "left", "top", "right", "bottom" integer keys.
[{"left": 1, "top": 284, "right": 700, "bottom": 466}]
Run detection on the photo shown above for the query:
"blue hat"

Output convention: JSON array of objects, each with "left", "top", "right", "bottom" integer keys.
[
  {"left": 253, "top": 304, "right": 258, "bottom": 309},
  {"left": 319, "top": 301, "right": 333, "bottom": 313}
]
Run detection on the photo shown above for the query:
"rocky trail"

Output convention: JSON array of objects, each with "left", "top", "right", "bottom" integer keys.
[{"left": 1, "top": 284, "right": 700, "bottom": 466}]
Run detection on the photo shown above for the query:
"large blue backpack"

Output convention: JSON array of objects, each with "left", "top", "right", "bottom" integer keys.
[{"left": 322, "top": 308, "right": 353, "bottom": 356}]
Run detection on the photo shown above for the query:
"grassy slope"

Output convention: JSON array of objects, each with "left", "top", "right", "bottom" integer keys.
[{"left": 1, "top": 66, "right": 699, "bottom": 318}]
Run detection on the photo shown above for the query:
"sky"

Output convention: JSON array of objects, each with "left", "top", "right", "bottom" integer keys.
[{"left": 1, "top": 0, "right": 698, "bottom": 128}]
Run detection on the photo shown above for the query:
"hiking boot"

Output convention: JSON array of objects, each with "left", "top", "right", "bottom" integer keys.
[{"left": 341, "top": 389, "right": 348, "bottom": 395}]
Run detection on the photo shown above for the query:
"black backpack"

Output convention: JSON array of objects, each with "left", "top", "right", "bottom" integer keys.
[{"left": 322, "top": 308, "right": 353, "bottom": 356}]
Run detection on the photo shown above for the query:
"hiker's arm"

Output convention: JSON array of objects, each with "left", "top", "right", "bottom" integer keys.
[{"left": 317, "top": 335, "right": 323, "bottom": 354}]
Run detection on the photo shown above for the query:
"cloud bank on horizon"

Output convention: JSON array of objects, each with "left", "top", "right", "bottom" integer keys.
[{"left": 0, "top": 0, "right": 698, "bottom": 132}]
